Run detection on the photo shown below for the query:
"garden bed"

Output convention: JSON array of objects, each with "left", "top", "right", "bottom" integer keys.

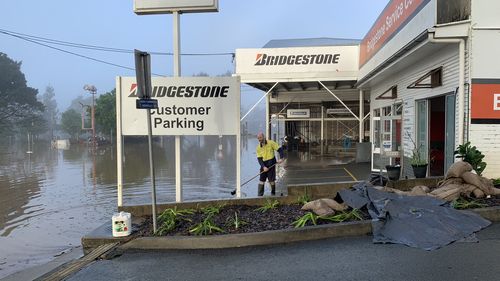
[
  {"left": 136, "top": 201, "right": 370, "bottom": 237},
  {"left": 135, "top": 195, "right": 500, "bottom": 237}
]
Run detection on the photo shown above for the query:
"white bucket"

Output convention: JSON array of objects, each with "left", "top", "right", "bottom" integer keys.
[{"left": 112, "top": 211, "right": 131, "bottom": 237}]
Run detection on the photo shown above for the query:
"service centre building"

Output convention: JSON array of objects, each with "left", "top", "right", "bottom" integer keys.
[{"left": 236, "top": 0, "right": 500, "bottom": 178}]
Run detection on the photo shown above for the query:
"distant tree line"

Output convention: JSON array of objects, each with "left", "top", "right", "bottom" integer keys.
[
  {"left": 0, "top": 52, "right": 46, "bottom": 138},
  {"left": 0, "top": 51, "right": 116, "bottom": 143}
]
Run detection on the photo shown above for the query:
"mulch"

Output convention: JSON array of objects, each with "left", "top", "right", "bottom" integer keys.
[{"left": 137, "top": 204, "right": 369, "bottom": 237}]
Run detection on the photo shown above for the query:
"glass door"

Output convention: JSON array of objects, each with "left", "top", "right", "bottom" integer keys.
[
  {"left": 371, "top": 104, "right": 402, "bottom": 171},
  {"left": 416, "top": 100, "right": 429, "bottom": 162}
]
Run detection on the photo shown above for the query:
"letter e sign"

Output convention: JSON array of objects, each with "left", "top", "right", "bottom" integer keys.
[{"left": 494, "top": 93, "right": 500, "bottom": 111}]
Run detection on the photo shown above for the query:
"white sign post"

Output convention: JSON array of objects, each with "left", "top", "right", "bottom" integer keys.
[{"left": 131, "top": 0, "right": 222, "bottom": 204}]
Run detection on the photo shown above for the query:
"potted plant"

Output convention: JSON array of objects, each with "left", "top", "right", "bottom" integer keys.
[
  {"left": 385, "top": 164, "right": 401, "bottom": 181},
  {"left": 407, "top": 131, "right": 428, "bottom": 178}
]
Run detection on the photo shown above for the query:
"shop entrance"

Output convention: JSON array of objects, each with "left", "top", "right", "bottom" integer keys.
[{"left": 417, "top": 93, "right": 456, "bottom": 177}]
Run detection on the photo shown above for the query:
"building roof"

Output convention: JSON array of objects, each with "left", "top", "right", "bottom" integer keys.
[{"left": 262, "top": 37, "right": 361, "bottom": 48}]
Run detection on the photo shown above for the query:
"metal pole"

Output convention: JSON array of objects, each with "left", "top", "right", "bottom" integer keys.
[
  {"left": 116, "top": 78, "right": 124, "bottom": 207},
  {"left": 359, "top": 89, "right": 364, "bottom": 143},
  {"left": 236, "top": 78, "right": 241, "bottom": 197},
  {"left": 173, "top": 11, "right": 182, "bottom": 202},
  {"left": 147, "top": 108, "right": 157, "bottom": 232},
  {"left": 321, "top": 105, "right": 324, "bottom": 155},
  {"left": 266, "top": 94, "right": 270, "bottom": 138},
  {"left": 91, "top": 90, "right": 96, "bottom": 149}
]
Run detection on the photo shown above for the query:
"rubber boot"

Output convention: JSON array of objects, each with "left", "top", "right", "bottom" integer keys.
[
  {"left": 270, "top": 183, "right": 276, "bottom": 196},
  {"left": 258, "top": 183, "right": 265, "bottom": 196}
]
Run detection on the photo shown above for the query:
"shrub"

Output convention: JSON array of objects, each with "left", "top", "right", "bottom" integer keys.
[{"left": 454, "top": 142, "right": 487, "bottom": 176}]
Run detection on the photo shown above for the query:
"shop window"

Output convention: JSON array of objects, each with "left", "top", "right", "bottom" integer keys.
[
  {"left": 407, "top": 67, "right": 442, "bottom": 89},
  {"left": 437, "top": 0, "right": 470, "bottom": 24}
]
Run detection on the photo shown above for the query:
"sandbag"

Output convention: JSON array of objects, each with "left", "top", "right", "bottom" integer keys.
[
  {"left": 446, "top": 161, "right": 472, "bottom": 179},
  {"left": 410, "top": 186, "right": 430, "bottom": 196},
  {"left": 472, "top": 188, "right": 486, "bottom": 198},
  {"left": 461, "top": 183, "right": 478, "bottom": 196},
  {"left": 462, "top": 172, "right": 490, "bottom": 194},
  {"left": 434, "top": 185, "right": 462, "bottom": 201},
  {"left": 430, "top": 184, "right": 463, "bottom": 196},
  {"left": 321, "top": 198, "right": 347, "bottom": 211},
  {"left": 438, "top": 177, "right": 464, "bottom": 187},
  {"left": 301, "top": 199, "right": 335, "bottom": 216},
  {"left": 479, "top": 177, "right": 499, "bottom": 195}
]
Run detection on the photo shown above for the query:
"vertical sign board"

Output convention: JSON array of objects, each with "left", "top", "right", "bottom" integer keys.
[
  {"left": 471, "top": 79, "right": 500, "bottom": 124},
  {"left": 118, "top": 76, "right": 240, "bottom": 136}
]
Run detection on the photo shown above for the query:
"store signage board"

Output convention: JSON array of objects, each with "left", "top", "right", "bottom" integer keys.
[{"left": 134, "top": 0, "right": 218, "bottom": 14}]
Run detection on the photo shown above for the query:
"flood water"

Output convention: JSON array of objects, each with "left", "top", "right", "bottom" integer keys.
[{"left": 0, "top": 136, "right": 262, "bottom": 278}]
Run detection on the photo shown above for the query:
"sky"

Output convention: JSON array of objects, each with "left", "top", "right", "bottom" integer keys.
[{"left": 0, "top": 0, "right": 388, "bottom": 111}]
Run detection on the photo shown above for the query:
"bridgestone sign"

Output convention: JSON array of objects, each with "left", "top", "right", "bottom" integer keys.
[{"left": 117, "top": 76, "right": 240, "bottom": 136}]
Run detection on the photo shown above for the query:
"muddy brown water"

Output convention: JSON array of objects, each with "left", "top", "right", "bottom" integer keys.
[{"left": 0, "top": 136, "right": 264, "bottom": 279}]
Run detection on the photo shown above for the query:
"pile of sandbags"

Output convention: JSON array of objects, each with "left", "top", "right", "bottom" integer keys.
[
  {"left": 383, "top": 161, "right": 500, "bottom": 201},
  {"left": 431, "top": 161, "right": 500, "bottom": 201}
]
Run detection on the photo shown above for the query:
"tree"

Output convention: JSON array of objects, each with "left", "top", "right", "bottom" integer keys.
[
  {"left": 41, "top": 85, "right": 58, "bottom": 139},
  {"left": 0, "top": 52, "right": 44, "bottom": 136},
  {"left": 68, "top": 95, "right": 92, "bottom": 112},
  {"left": 95, "top": 89, "right": 116, "bottom": 138},
  {"left": 61, "top": 109, "right": 81, "bottom": 140}
]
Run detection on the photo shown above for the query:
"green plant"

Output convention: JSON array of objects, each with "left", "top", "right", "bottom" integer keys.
[
  {"left": 319, "top": 209, "right": 364, "bottom": 222},
  {"left": 200, "top": 204, "right": 224, "bottom": 217},
  {"left": 226, "top": 212, "right": 247, "bottom": 230},
  {"left": 189, "top": 217, "right": 224, "bottom": 235},
  {"left": 296, "top": 194, "right": 311, "bottom": 205},
  {"left": 292, "top": 212, "right": 319, "bottom": 228},
  {"left": 255, "top": 199, "right": 280, "bottom": 213},
  {"left": 454, "top": 142, "right": 487, "bottom": 176},
  {"left": 155, "top": 207, "right": 195, "bottom": 236},
  {"left": 493, "top": 178, "right": 500, "bottom": 186},
  {"left": 406, "top": 131, "right": 427, "bottom": 166},
  {"left": 451, "top": 197, "right": 487, "bottom": 210}
]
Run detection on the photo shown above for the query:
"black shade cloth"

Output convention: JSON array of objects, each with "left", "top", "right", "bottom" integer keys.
[{"left": 339, "top": 182, "right": 491, "bottom": 250}]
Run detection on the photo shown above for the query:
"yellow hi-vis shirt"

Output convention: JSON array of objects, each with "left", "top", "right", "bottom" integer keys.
[{"left": 256, "top": 140, "right": 280, "bottom": 162}]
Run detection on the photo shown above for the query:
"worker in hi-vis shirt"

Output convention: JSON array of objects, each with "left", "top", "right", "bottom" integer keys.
[{"left": 256, "top": 132, "right": 284, "bottom": 196}]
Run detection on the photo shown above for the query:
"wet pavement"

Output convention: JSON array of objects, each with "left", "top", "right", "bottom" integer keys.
[{"left": 66, "top": 223, "right": 500, "bottom": 281}]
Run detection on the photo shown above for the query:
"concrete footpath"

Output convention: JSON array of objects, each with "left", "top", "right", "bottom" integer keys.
[{"left": 66, "top": 223, "right": 500, "bottom": 281}]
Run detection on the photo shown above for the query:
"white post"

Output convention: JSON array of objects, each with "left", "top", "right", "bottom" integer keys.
[
  {"left": 147, "top": 108, "right": 157, "bottom": 232},
  {"left": 321, "top": 105, "right": 324, "bottom": 155},
  {"left": 359, "top": 89, "right": 364, "bottom": 143},
  {"left": 116, "top": 77, "right": 124, "bottom": 207},
  {"left": 266, "top": 93, "right": 270, "bottom": 139},
  {"left": 236, "top": 78, "right": 242, "bottom": 198},
  {"left": 173, "top": 11, "right": 183, "bottom": 202}
]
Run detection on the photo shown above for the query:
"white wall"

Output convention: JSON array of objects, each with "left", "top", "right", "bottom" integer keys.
[
  {"left": 370, "top": 45, "right": 459, "bottom": 163},
  {"left": 468, "top": 0, "right": 500, "bottom": 178},
  {"left": 469, "top": 125, "right": 500, "bottom": 178}
]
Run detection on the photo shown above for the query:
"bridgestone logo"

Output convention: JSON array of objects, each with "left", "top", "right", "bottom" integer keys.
[
  {"left": 128, "top": 83, "right": 229, "bottom": 98},
  {"left": 254, "top": 53, "right": 340, "bottom": 66}
]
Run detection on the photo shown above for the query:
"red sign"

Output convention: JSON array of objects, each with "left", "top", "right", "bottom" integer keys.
[
  {"left": 359, "top": 0, "right": 429, "bottom": 66},
  {"left": 471, "top": 83, "right": 500, "bottom": 122}
]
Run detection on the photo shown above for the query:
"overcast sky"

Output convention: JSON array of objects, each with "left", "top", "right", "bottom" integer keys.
[{"left": 1, "top": 0, "right": 388, "bottom": 110}]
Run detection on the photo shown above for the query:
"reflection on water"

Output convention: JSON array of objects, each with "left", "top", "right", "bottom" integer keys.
[{"left": 0, "top": 136, "right": 260, "bottom": 278}]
